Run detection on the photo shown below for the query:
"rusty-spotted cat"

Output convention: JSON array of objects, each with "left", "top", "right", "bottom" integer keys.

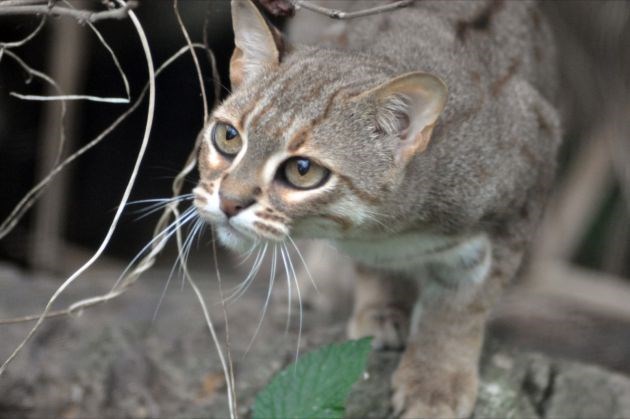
[{"left": 193, "top": 1, "right": 560, "bottom": 417}]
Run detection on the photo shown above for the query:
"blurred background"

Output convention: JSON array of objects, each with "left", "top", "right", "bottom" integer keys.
[{"left": 0, "top": 0, "right": 629, "bottom": 411}]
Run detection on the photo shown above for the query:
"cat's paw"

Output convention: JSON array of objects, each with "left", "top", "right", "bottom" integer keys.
[
  {"left": 391, "top": 352, "right": 478, "bottom": 418},
  {"left": 347, "top": 304, "right": 410, "bottom": 350}
]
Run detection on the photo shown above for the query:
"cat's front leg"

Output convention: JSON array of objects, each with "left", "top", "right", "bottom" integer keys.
[
  {"left": 391, "top": 302, "right": 486, "bottom": 418},
  {"left": 347, "top": 265, "right": 417, "bottom": 350},
  {"left": 391, "top": 236, "right": 522, "bottom": 418}
]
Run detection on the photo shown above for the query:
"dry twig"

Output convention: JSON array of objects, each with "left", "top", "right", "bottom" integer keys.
[
  {"left": 0, "top": 3, "right": 134, "bottom": 239},
  {"left": 174, "top": 0, "right": 208, "bottom": 120},
  {"left": 0, "top": 15, "right": 46, "bottom": 48},
  {"left": 0, "top": 0, "right": 154, "bottom": 377},
  {"left": 0, "top": 47, "right": 68, "bottom": 196},
  {"left": 202, "top": 5, "right": 227, "bottom": 100},
  {"left": 173, "top": 2, "right": 236, "bottom": 415},
  {"left": 0, "top": 0, "right": 137, "bottom": 22},
  {"left": 0, "top": 44, "right": 206, "bottom": 323},
  {"left": 292, "top": 0, "right": 414, "bottom": 20}
]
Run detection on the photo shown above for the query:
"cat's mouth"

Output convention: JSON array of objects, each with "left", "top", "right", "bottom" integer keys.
[
  {"left": 195, "top": 207, "right": 259, "bottom": 251},
  {"left": 215, "top": 223, "right": 257, "bottom": 252}
]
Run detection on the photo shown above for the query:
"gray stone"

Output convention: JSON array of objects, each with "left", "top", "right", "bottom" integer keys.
[{"left": 1, "top": 267, "right": 630, "bottom": 418}]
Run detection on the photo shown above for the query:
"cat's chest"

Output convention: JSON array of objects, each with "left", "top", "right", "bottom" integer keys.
[{"left": 336, "top": 232, "right": 491, "bottom": 276}]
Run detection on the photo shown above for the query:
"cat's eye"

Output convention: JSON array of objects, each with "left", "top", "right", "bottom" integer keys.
[
  {"left": 212, "top": 122, "right": 242, "bottom": 157},
  {"left": 280, "top": 157, "right": 330, "bottom": 190}
]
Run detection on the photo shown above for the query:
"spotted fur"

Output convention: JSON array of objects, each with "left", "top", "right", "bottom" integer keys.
[{"left": 194, "top": 1, "right": 561, "bottom": 417}]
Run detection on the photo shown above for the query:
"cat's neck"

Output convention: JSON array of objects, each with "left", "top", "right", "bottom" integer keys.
[{"left": 335, "top": 231, "right": 490, "bottom": 275}]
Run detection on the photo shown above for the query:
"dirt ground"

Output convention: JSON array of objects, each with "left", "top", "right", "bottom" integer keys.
[
  {"left": 0, "top": 254, "right": 348, "bottom": 418},
  {"left": 1, "top": 252, "right": 630, "bottom": 418}
]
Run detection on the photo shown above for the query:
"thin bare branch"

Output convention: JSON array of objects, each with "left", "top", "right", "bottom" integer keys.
[
  {"left": 173, "top": 0, "right": 208, "bottom": 120},
  {"left": 608, "top": 102, "right": 630, "bottom": 210},
  {"left": 202, "top": 7, "right": 226, "bottom": 100},
  {"left": 1, "top": 2, "right": 233, "bottom": 414},
  {"left": 184, "top": 268, "right": 236, "bottom": 419},
  {"left": 9, "top": 92, "right": 129, "bottom": 102},
  {"left": 4, "top": 4, "right": 130, "bottom": 104},
  {"left": 292, "top": 0, "right": 414, "bottom": 20},
  {"left": 0, "top": 0, "right": 154, "bottom": 377},
  {"left": 0, "top": 15, "right": 46, "bottom": 48},
  {"left": 0, "top": 0, "right": 53, "bottom": 6},
  {"left": 212, "top": 230, "right": 238, "bottom": 417},
  {"left": 176, "top": 0, "right": 235, "bottom": 413},
  {"left": 63, "top": 0, "right": 131, "bottom": 101},
  {"left": 0, "top": 308, "right": 74, "bottom": 325},
  {"left": 0, "top": 0, "right": 137, "bottom": 22},
  {"left": 0, "top": 44, "right": 209, "bottom": 318},
  {"left": 1, "top": 48, "right": 68, "bottom": 167}
]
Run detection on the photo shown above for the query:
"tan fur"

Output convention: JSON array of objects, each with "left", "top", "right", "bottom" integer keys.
[
  {"left": 194, "top": 1, "right": 561, "bottom": 416},
  {"left": 348, "top": 267, "right": 418, "bottom": 350}
]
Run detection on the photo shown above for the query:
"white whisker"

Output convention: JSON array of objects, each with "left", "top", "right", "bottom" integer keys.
[
  {"left": 225, "top": 242, "right": 268, "bottom": 304},
  {"left": 133, "top": 198, "right": 195, "bottom": 221},
  {"left": 236, "top": 240, "right": 261, "bottom": 266},
  {"left": 279, "top": 245, "right": 292, "bottom": 335},
  {"left": 112, "top": 206, "right": 197, "bottom": 290},
  {"left": 152, "top": 265, "right": 175, "bottom": 323},
  {"left": 153, "top": 214, "right": 202, "bottom": 320},
  {"left": 178, "top": 217, "right": 204, "bottom": 290},
  {"left": 223, "top": 246, "right": 262, "bottom": 301},
  {"left": 361, "top": 207, "right": 395, "bottom": 232},
  {"left": 125, "top": 194, "right": 194, "bottom": 218},
  {"left": 195, "top": 219, "right": 207, "bottom": 248},
  {"left": 284, "top": 243, "right": 303, "bottom": 365},
  {"left": 184, "top": 267, "right": 235, "bottom": 419},
  {"left": 244, "top": 244, "right": 277, "bottom": 356},
  {"left": 287, "top": 236, "right": 319, "bottom": 294},
  {"left": 125, "top": 194, "right": 194, "bottom": 207}
]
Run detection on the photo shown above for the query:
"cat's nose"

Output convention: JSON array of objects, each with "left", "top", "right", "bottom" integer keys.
[{"left": 220, "top": 195, "right": 255, "bottom": 218}]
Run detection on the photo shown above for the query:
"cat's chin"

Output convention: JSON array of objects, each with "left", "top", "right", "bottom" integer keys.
[{"left": 215, "top": 224, "right": 256, "bottom": 253}]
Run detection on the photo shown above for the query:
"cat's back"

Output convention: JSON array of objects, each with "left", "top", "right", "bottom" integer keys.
[{"left": 289, "top": 0, "right": 557, "bottom": 108}]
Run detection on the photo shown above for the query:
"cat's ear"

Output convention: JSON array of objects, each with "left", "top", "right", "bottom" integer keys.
[
  {"left": 364, "top": 72, "right": 447, "bottom": 164},
  {"left": 230, "top": 0, "right": 284, "bottom": 89}
]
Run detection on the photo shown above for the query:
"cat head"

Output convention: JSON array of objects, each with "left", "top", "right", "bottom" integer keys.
[{"left": 193, "top": 0, "right": 447, "bottom": 252}]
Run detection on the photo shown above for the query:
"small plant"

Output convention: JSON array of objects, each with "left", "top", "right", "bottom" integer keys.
[{"left": 253, "top": 338, "right": 372, "bottom": 419}]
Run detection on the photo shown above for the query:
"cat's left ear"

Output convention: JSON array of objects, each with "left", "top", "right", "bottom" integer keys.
[
  {"left": 362, "top": 72, "right": 448, "bottom": 164},
  {"left": 230, "top": 0, "right": 285, "bottom": 89}
]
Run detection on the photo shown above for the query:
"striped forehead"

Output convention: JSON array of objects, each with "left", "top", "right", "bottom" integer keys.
[{"left": 240, "top": 64, "right": 349, "bottom": 142}]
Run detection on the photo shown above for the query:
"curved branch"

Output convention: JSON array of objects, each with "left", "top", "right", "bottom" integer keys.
[
  {"left": 292, "top": 0, "right": 414, "bottom": 20},
  {"left": 0, "top": 15, "right": 46, "bottom": 48},
  {"left": 0, "top": 1, "right": 137, "bottom": 23}
]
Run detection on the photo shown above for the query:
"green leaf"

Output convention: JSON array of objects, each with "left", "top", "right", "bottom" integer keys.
[{"left": 253, "top": 338, "right": 372, "bottom": 419}]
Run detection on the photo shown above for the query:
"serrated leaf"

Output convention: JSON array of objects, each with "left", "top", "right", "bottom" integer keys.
[{"left": 253, "top": 338, "right": 372, "bottom": 419}]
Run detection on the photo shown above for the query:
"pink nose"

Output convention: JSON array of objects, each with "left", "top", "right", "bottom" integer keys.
[{"left": 220, "top": 196, "right": 254, "bottom": 218}]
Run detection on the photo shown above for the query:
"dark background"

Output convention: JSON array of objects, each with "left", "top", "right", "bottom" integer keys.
[{"left": 0, "top": 1, "right": 235, "bottom": 263}]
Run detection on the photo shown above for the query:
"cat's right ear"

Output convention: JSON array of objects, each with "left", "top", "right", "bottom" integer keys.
[{"left": 230, "top": 0, "right": 285, "bottom": 89}]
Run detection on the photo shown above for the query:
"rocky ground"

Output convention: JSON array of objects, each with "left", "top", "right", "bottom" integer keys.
[{"left": 1, "top": 257, "right": 630, "bottom": 418}]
